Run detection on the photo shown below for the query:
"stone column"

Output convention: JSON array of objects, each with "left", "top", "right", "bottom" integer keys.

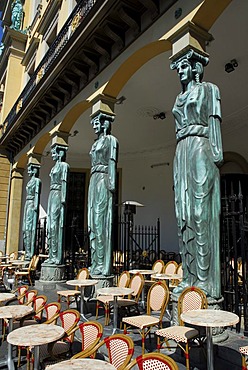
[
  {"left": 0, "top": 150, "right": 11, "bottom": 253},
  {"left": 6, "top": 163, "right": 24, "bottom": 255}
]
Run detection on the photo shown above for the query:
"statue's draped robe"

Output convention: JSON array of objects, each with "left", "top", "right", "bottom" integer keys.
[
  {"left": 88, "top": 134, "right": 118, "bottom": 276},
  {"left": 23, "top": 177, "right": 41, "bottom": 260},
  {"left": 46, "top": 161, "right": 69, "bottom": 265},
  {"left": 173, "top": 82, "right": 222, "bottom": 298}
]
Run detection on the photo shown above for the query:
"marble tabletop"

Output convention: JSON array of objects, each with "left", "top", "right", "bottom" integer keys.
[
  {"left": 7, "top": 324, "right": 65, "bottom": 346},
  {"left": 0, "top": 304, "right": 33, "bottom": 319},
  {"left": 151, "top": 273, "right": 182, "bottom": 280},
  {"left": 181, "top": 309, "right": 240, "bottom": 327},
  {"left": 67, "top": 279, "right": 99, "bottom": 287},
  {"left": 11, "top": 260, "right": 27, "bottom": 265},
  {"left": 129, "top": 269, "right": 155, "bottom": 275},
  {"left": 0, "top": 293, "right": 15, "bottom": 303},
  {"left": 45, "top": 358, "right": 116, "bottom": 369},
  {"left": 97, "top": 287, "right": 133, "bottom": 296}
]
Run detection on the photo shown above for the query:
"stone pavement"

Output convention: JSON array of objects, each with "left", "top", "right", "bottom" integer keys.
[{"left": 0, "top": 279, "right": 247, "bottom": 369}]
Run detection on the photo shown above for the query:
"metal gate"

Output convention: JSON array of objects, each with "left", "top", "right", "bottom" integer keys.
[
  {"left": 221, "top": 174, "right": 248, "bottom": 335},
  {"left": 117, "top": 215, "right": 160, "bottom": 271}
]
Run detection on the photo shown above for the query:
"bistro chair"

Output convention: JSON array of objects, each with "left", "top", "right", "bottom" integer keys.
[
  {"left": 16, "top": 295, "right": 48, "bottom": 367},
  {"left": 115, "top": 272, "right": 145, "bottom": 324},
  {"left": 72, "top": 333, "right": 134, "bottom": 370},
  {"left": 123, "top": 281, "right": 170, "bottom": 354},
  {"left": 5, "top": 284, "right": 29, "bottom": 305},
  {"left": 39, "top": 309, "right": 80, "bottom": 365},
  {"left": 74, "top": 321, "right": 103, "bottom": 354},
  {"left": 41, "top": 302, "right": 61, "bottom": 324},
  {"left": 96, "top": 270, "right": 130, "bottom": 325},
  {"left": 164, "top": 260, "right": 178, "bottom": 275},
  {"left": 239, "top": 345, "right": 248, "bottom": 370},
  {"left": 19, "top": 294, "right": 48, "bottom": 326},
  {"left": 57, "top": 267, "right": 89, "bottom": 308},
  {"left": 144, "top": 259, "right": 165, "bottom": 288},
  {"left": 14, "top": 255, "right": 38, "bottom": 286},
  {"left": 155, "top": 286, "right": 208, "bottom": 370},
  {"left": 1, "top": 289, "right": 38, "bottom": 344},
  {"left": 125, "top": 352, "right": 179, "bottom": 370},
  {"left": 22, "top": 302, "right": 62, "bottom": 367}
]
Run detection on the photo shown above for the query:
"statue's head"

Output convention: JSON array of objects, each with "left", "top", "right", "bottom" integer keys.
[
  {"left": 90, "top": 112, "right": 114, "bottom": 136},
  {"left": 27, "top": 164, "right": 40, "bottom": 178},
  {"left": 171, "top": 49, "right": 209, "bottom": 85},
  {"left": 51, "top": 145, "right": 67, "bottom": 162}
]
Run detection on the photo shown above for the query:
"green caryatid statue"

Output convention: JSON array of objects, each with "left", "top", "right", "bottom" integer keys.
[
  {"left": 10, "top": 0, "right": 24, "bottom": 31},
  {"left": 44, "top": 145, "right": 70, "bottom": 265},
  {"left": 171, "top": 49, "right": 223, "bottom": 299},
  {"left": 22, "top": 164, "right": 41, "bottom": 261},
  {"left": 88, "top": 112, "right": 119, "bottom": 276}
]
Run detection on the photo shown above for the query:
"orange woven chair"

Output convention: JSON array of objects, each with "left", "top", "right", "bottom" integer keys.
[
  {"left": 156, "top": 286, "right": 208, "bottom": 370},
  {"left": 57, "top": 267, "right": 89, "bottom": 308},
  {"left": 96, "top": 270, "right": 130, "bottom": 325},
  {"left": 123, "top": 281, "right": 170, "bottom": 354},
  {"left": 125, "top": 352, "right": 179, "bottom": 370},
  {"left": 72, "top": 334, "right": 134, "bottom": 370}
]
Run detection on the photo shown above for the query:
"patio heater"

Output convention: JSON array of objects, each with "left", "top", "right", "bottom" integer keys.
[{"left": 122, "top": 200, "right": 144, "bottom": 270}]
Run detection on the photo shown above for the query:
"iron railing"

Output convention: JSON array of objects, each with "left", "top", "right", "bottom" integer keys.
[
  {"left": 117, "top": 216, "right": 161, "bottom": 271},
  {"left": 221, "top": 174, "right": 248, "bottom": 335},
  {"left": 3, "top": 0, "right": 97, "bottom": 132}
]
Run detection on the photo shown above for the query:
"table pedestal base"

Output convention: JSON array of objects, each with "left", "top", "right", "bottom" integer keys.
[{"left": 90, "top": 275, "right": 114, "bottom": 298}]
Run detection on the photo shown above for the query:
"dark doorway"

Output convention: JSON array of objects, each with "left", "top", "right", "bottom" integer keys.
[{"left": 65, "top": 171, "right": 87, "bottom": 275}]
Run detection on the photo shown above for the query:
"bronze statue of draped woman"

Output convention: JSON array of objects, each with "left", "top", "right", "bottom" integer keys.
[
  {"left": 22, "top": 164, "right": 41, "bottom": 260},
  {"left": 88, "top": 113, "right": 118, "bottom": 276},
  {"left": 44, "top": 145, "right": 69, "bottom": 265},
  {"left": 10, "top": 0, "right": 24, "bottom": 31},
  {"left": 171, "top": 49, "right": 223, "bottom": 299}
]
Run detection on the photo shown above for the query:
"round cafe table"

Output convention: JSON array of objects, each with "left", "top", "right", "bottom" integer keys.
[
  {"left": 7, "top": 324, "right": 64, "bottom": 370},
  {"left": 66, "top": 279, "right": 98, "bottom": 321},
  {"left": 0, "top": 292, "right": 15, "bottom": 305},
  {"left": 0, "top": 305, "right": 33, "bottom": 370},
  {"left": 181, "top": 309, "right": 239, "bottom": 370},
  {"left": 45, "top": 358, "right": 116, "bottom": 369},
  {"left": 97, "top": 287, "right": 133, "bottom": 334}
]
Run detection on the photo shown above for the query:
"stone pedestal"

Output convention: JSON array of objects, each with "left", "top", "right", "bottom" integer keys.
[
  {"left": 171, "top": 291, "right": 228, "bottom": 343},
  {"left": 38, "top": 264, "right": 66, "bottom": 290},
  {"left": 90, "top": 274, "right": 114, "bottom": 298}
]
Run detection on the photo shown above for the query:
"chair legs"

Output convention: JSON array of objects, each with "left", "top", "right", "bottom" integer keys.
[
  {"left": 157, "top": 336, "right": 190, "bottom": 370},
  {"left": 241, "top": 354, "right": 247, "bottom": 370}
]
